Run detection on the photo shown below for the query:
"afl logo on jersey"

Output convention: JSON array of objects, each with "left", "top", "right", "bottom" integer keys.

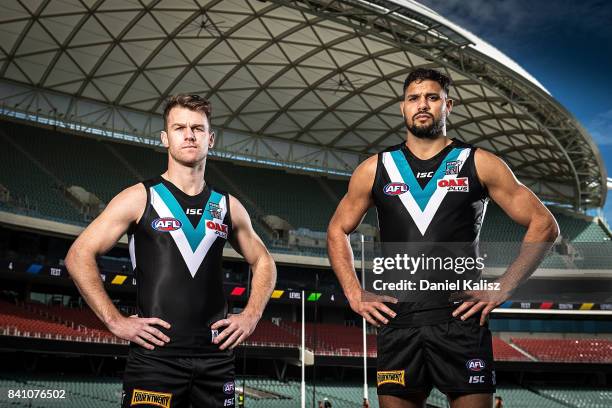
[
  {"left": 151, "top": 217, "right": 182, "bottom": 232},
  {"left": 384, "top": 182, "right": 408, "bottom": 196}
]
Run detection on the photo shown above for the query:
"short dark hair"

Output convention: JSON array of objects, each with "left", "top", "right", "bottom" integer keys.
[
  {"left": 163, "top": 94, "right": 212, "bottom": 130},
  {"left": 403, "top": 68, "right": 452, "bottom": 97}
]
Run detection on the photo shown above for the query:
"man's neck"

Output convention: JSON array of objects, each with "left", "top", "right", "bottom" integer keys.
[
  {"left": 405, "top": 133, "right": 452, "bottom": 160},
  {"left": 162, "top": 158, "right": 206, "bottom": 196}
]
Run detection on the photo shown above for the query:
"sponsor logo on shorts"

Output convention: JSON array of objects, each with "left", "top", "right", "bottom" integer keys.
[
  {"left": 151, "top": 217, "right": 182, "bottom": 232},
  {"left": 206, "top": 220, "right": 228, "bottom": 239},
  {"left": 223, "top": 381, "right": 235, "bottom": 395},
  {"left": 131, "top": 389, "right": 172, "bottom": 408},
  {"left": 211, "top": 329, "right": 219, "bottom": 341},
  {"left": 466, "top": 358, "right": 486, "bottom": 372},
  {"left": 384, "top": 182, "right": 408, "bottom": 196},
  {"left": 377, "top": 370, "right": 405, "bottom": 386},
  {"left": 437, "top": 177, "right": 469, "bottom": 192},
  {"left": 223, "top": 397, "right": 235, "bottom": 406}
]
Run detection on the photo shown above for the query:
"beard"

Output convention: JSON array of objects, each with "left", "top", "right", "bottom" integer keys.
[{"left": 406, "top": 114, "right": 445, "bottom": 139}]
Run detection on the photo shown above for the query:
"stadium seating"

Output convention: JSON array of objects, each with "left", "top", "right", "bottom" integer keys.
[
  {"left": 535, "top": 387, "right": 612, "bottom": 408},
  {"left": 244, "top": 320, "right": 300, "bottom": 348},
  {"left": 0, "top": 376, "right": 123, "bottom": 408},
  {"left": 234, "top": 378, "right": 451, "bottom": 408},
  {"left": 1, "top": 121, "right": 611, "bottom": 260},
  {"left": 510, "top": 338, "right": 612, "bottom": 363},
  {"left": 3, "top": 375, "right": 612, "bottom": 408},
  {"left": 281, "top": 321, "right": 377, "bottom": 357},
  {"left": 492, "top": 386, "right": 570, "bottom": 408},
  {"left": 0, "top": 300, "right": 123, "bottom": 343},
  {"left": 0, "top": 127, "right": 83, "bottom": 223},
  {"left": 5, "top": 302, "right": 612, "bottom": 365},
  {"left": 492, "top": 337, "right": 531, "bottom": 361},
  {"left": 5, "top": 124, "right": 136, "bottom": 205}
]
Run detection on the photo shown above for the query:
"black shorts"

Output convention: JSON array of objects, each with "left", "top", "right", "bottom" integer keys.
[
  {"left": 376, "top": 315, "right": 496, "bottom": 397},
  {"left": 122, "top": 349, "right": 235, "bottom": 408}
]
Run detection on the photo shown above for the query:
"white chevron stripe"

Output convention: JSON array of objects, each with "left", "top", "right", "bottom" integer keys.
[
  {"left": 382, "top": 148, "right": 471, "bottom": 235},
  {"left": 150, "top": 188, "right": 227, "bottom": 278},
  {"left": 128, "top": 234, "right": 136, "bottom": 270}
]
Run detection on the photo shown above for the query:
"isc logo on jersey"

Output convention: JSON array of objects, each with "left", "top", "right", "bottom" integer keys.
[
  {"left": 384, "top": 182, "right": 408, "bottom": 196},
  {"left": 207, "top": 220, "right": 228, "bottom": 239},
  {"left": 437, "top": 177, "right": 469, "bottom": 192},
  {"left": 151, "top": 217, "right": 182, "bottom": 232}
]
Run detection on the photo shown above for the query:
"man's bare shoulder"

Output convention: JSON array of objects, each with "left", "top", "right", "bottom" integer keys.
[
  {"left": 113, "top": 182, "right": 146, "bottom": 203},
  {"left": 353, "top": 154, "right": 378, "bottom": 179},
  {"left": 103, "top": 182, "right": 147, "bottom": 222},
  {"left": 474, "top": 147, "right": 500, "bottom": 164}
]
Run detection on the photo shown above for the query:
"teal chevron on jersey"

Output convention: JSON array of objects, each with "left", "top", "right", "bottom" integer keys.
[
  {"left": 389, "top": 147, "right": 464, "bottom": 211},
  {"left": 152, "top": 183, "right": 223, "bottom": 252}
]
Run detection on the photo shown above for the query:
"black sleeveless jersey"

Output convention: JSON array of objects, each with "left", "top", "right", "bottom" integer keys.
[
  {"left": 372, "top": 139, "right": 489, "bottom": 323},
  {"left": 127, "top": 176, "right": 232, "bottom": 355}
]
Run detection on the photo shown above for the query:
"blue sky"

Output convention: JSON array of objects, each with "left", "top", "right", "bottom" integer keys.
[{"left": 417, "top": 0, "right": 612, "bottom": 221}]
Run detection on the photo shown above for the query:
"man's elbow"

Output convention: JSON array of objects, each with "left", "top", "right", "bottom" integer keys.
[
  {"left": 541, "top": 215, "right": 560, "bottom": 243},
  {"left": 64, "top": 246, "right": 77, "bottom": 274},
  {"left": 327, "top": 221, "right": 347, "bottom": 245},
  {"left": 65, "top": 243, "right": 88, "bottom": 276}
]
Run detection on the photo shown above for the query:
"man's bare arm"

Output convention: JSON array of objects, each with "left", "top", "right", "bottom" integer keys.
[
  {"left": 453, "top": 149, "right": 559, "bottom": 324},
  {"left": 327, "top": 155, "right": 397, "bottom": 327},
  {"left": 65, "top": 184, "right": 170, "bottom": 349},
  {"left": 211, "top": 195, "right": 276, "bottom": 350}
]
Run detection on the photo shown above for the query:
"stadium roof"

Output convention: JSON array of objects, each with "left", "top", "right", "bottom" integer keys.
[{"left": 0, "top": 0, "right": 606, "bottom": 210}]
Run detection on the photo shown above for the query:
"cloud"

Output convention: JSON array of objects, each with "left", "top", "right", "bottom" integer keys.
[
  {"left": 416, "top": 0, "right": 612, "bottom": 44},
  {"left": 588, "top": 109, "right": 612, "bottom": 146}
]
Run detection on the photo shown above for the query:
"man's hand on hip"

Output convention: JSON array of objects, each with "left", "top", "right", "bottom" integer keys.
[
  {"left": 211, "top": 312, "right": 259, "bottom": 350},
  {"left": 347, "top": 289, "right": 398, "bottom": 327},
  {"left": 107, "top": 315, "right": 171, "bottom": 350}
]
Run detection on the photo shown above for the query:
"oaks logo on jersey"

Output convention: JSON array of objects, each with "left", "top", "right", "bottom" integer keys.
[
  {"left": 206, "top": 220, "right": 228, "bottom": 239},
  {"left": 377, "top": 370, "right": 405, "bottom": 386},
  {"left": 466, "top": 359, "right": 486, "bottom": 372},
  {"left": 151, "top": 217, "right": 182, "bottom": 232},
  {"left": 437, "top": 177, "right": 469, "bottom": 192},
  {"left": 384, "top": 182, "right": 408, "bottom": 196}
]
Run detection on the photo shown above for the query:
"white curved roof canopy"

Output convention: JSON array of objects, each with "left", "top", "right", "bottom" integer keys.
[{"left": 0, "top": 0, "right": 606, "bottom": 209}]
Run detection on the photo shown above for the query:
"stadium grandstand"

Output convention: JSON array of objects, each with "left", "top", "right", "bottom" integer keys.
[{"left": 1, "top": 0, "right": 611, "bottom": 407}]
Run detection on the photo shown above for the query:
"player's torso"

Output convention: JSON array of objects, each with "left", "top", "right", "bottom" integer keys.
[
  {"left": 128, "top": 176, "right": 232, "bottom": 349},
  {"left": 372, "top": 139, "right": 488, "bottom": 244}
]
